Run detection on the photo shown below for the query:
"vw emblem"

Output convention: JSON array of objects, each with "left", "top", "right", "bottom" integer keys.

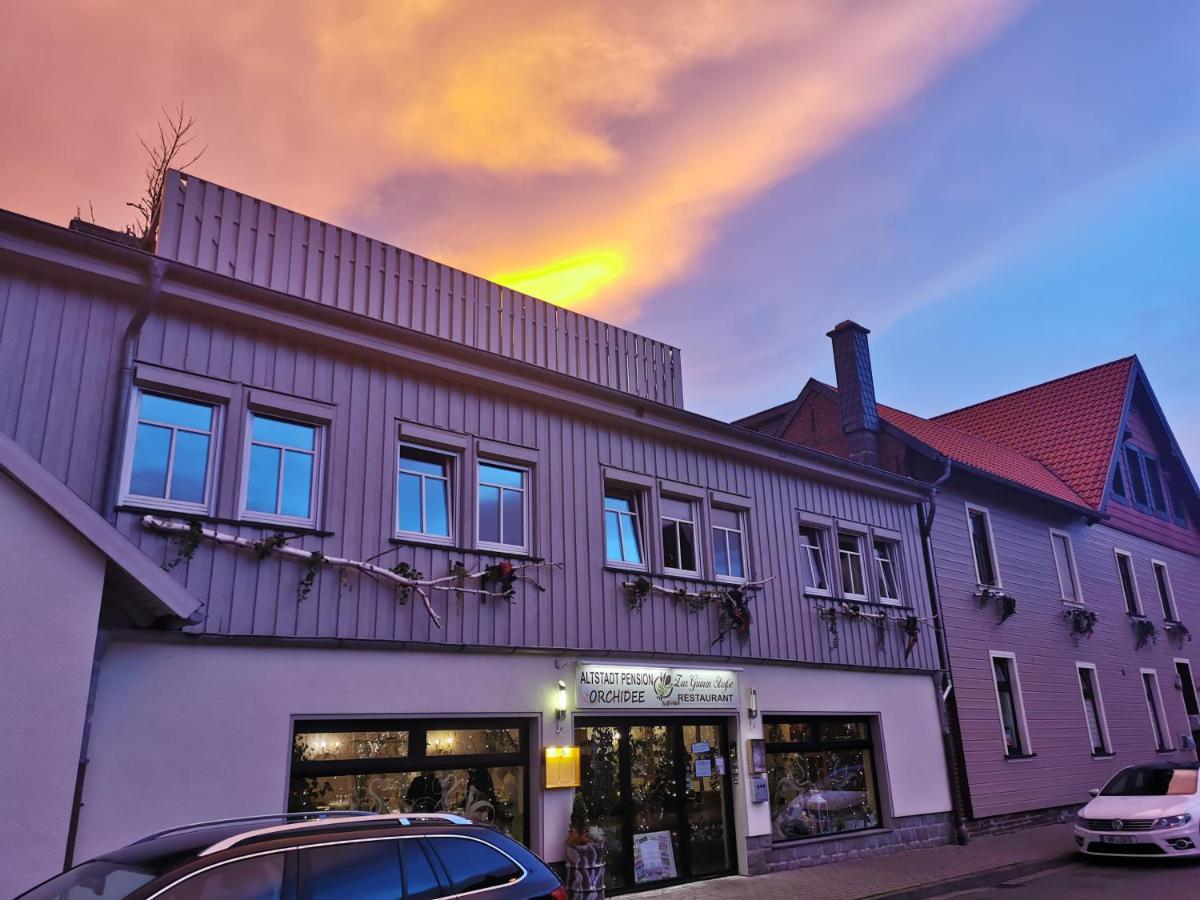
[{"left": 1112, "top": 819, "right": 1125, "bottom": 831}]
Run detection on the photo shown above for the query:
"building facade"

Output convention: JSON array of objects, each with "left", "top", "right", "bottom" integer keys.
[
  {"left": 740, "top": 322, "right": 1200, "bottom": 835},
  {"left": 0, "top": 175, "right": 954, "bottom": 895}
]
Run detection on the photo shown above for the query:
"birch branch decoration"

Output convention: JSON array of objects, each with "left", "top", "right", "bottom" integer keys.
[{"left": 143, "top": 516, "right": 560, "bottom": 628}]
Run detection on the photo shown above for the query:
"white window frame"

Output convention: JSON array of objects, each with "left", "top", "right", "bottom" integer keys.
[
  {"left": 475, "top": 459, "right": 530, "bottom": 554},
  {"left": 1074, "top": 662, "right": 1112, "bottom": 756},
  {"left": 1048, "top": 528, "right": 1084, "bottom": 605},
  {"left": 660, "top": 495, "right": 701, "bottom": 578},
  {"left": 603, "top": 485, "right": 647, "bottom": 571},
  {"left": 965, "top": 503, "right": 1002, "bottom": 588},
  {"left": 711, "top": 507, "right": 748, "bottom": 584},
  {"left": 238, "top": 410, "right": 323, "bottom": 528},
  {"left": 394, "top": 442, "right": 455, "bottom": 544},
  {"left": 1113, "top": 549, "right": 1143, "bottom": 616},
  {"left": 119, "top": 387, "right": 222, "bottom": 515},
  {"left": 989, "top": 651, "right": 1033, "bottom": 758},
  {"left": 836, "top": 530, "right": 869, "bottom": 601},
  {"left": 872, "top": 538, "right": 903, "bottom": 605},
  {"left": 1151, "top": 559, "right": 1178, "bottom": 621},
  {"left": 1140, "top": 668, "right": 1173, "bottom": 752},
  {"left": 798, "top": 524, "right": 831, "bottom": 596}
]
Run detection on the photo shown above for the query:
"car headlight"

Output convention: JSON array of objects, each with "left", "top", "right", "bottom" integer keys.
[{"left": 1152, "top": 813, "right": 1193, "bottom": 829}]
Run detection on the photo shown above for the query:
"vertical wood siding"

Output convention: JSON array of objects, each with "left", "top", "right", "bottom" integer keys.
[
  {"left": 156, "top": 171, "right": 684, "bottom": 409},
  {"left": 934, "top": 480, "right": 1200, "bottom": 818},
  {"left": 0, "top": 262, "right": 938, "bottom": 671}
]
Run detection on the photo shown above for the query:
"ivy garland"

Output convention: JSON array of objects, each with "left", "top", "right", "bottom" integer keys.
[
  {"left": 902, "top": 615, "right": 920, "bottom": 659},
  {"left": 162, "top": 518, "right": 204, "bottom": 571},
  {"left": 819, "top": 606, "right": 840, "bottom": 650},
  {"left": 298, "top": 551, "right": 326, "bottom": 603},
  {"left": 623, "top": 577, "right": 767, "bottom": 644},
  {"left": 816, "top": 602, "right": 927, "bottom": 658},
  {"left": 253, "top": 532, "right": 290, "bottom": 559},
  {"left": 1063, "top": 607, "right": 1098, "bottom": 643}
]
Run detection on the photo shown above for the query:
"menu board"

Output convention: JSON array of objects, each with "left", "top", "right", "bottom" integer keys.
[{"left": 633, "top": 830, "right": 677, "bottom": 883}]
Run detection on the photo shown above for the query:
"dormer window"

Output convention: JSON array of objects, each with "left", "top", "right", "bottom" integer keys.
[
  {"left": 1110, "top": 460, "right": 1126, "bottom": 501},
  {"left": 1124, "top": 445, "right": 1149, "bottom": 507}
]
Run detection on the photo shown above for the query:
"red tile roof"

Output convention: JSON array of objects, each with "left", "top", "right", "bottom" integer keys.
[{"left": 932, "top": 357, "right": 1134, "bottom": 508}]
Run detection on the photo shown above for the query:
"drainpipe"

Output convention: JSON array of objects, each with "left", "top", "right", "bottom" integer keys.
[
  {"left": 63, "top": 628, "right": 111, "bottom": 869},
  {"left": 919, "top": 456, "right": 972, "bottom": 845},
  {"left": 102, "top": 257, "right": 168, "bottom": 522}
]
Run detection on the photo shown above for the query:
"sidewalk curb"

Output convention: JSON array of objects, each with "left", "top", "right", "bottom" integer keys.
[{"left": 864, "top": 853, "right": 1078, "bottom": 899}]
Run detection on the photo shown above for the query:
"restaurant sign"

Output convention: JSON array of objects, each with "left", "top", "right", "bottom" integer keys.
[{"left": 575, "top": 663, "right": 738, "bottom": 710}]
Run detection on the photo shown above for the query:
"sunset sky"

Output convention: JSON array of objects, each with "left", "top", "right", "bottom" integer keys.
[{"left": 2, "top": 1, "right": 1197, "bottom": 460}]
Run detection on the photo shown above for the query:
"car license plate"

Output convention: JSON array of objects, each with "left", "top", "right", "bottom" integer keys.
[{"left": 1099, "top": 835, "right": 1137, "bottom": 844}]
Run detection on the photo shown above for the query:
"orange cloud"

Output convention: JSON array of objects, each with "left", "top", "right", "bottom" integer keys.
[{"left": 0, "top": 1, "right": 1023, "bottom": 320}]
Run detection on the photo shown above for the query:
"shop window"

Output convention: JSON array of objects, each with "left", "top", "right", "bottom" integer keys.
[
  {"left": 122, "top": 390, "right": 219, "bottom": 512},
  {"left": 289, "top": 719, "right": 528, "bottom": 845},
  {"left": 711, "top": 507, "right": 746, "bottom": 582},
  {"left": 477, "top": 461, "right": 528, "bottom": 553},
  {"left": 660, "top": 495, "right": 700, "bottom": 576},
  {"left": 873, "top": 539, "right": 901, "bottom": 604},
  {"left": 1153, "top": 561, "right": 1177, "bottom": 621},
  {"left": 243, "top": 413, "right": 321, "bottom": 526},
  {"left": 765, "top": 716, "right": 879, "bottom": 841},
  {"left": 990, "top": 653, "right": 1031, "bottom": 758},
  {"left": 1114, "top": 550, "right": 1141, "bottom": 615},
  {"left": 397, "top": 445, "right": 453, "bottom": 542},
  {"left": 966, "top": 505, "right": 1000, "bottom": 588},
  {"left": 836, "top": 532, "right": 868, "bottom": 599},
  {"left": 797, "top": 525, "right": 830, "bottom": 594},
  {"left": 604, "top": 487, "right": 645, "bottom": 568}
]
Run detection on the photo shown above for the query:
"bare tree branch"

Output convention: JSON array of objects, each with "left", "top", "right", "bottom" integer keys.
[{"left": 126, "top": 102, "right": 207, "bottom": 251}]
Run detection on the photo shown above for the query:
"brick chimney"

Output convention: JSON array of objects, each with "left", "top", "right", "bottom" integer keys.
[{"left": 827, "top": 320, "right": 880, "bottom": 467}]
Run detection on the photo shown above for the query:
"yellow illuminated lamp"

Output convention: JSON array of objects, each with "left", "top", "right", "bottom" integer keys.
[{"left": 544, "top": 745, "right": 581, "bottom": 789}]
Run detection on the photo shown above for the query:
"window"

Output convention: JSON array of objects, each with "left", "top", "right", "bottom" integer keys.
[
  {"left": 837, "top": 532, "right": 868, "bottom": 599},
  {"left": 289, "top": 719, "right": 528, "bottom": 844},
  {"left": 711, "top": 507, "right": 746, "bottom": 581},
  {"left": 660, "top": 496, "right": 699, "bottom": 576},
  {"left": 243, "top": 413, "right": 320, "bottom": 525},
  {"left": 764, "top": 716, "right": 880, "bottom": 841},
  {"left": 298, "top": 839, "right": 402, "bottom": 899},
  {"left": 1110, "top": 459, "right": 1127, "bottom": 501},
  {"left": 1125, "top": 445, "right": 1149, "bottom": 507},
  {"left": 1115, "top": 551, "right": 1141, "bottom": 615},
  {"left": 162, "top": 853, "right": 284, "bottom": 899},
  {"left": 1153, "top": 561, "right": 1177, "bottom": 620},
  {"left": 426, "top": 837, "right": 522, "bottom": 894},
  {"left": 1168, "top": 478, "right": 1188, "bottom": 526},
  {"left": 397, "top": 446, "right": 452, "bottom": 541},
  {"left": 873, "top": 540, "right": 901, "bottom": 604},
  {"left": 1050, "top": 531, "right": 1082, "bottom": 604},
  {"left": 604, "top": 488, "right": 644, "bottom": 567},
  {"left": 1075, "top": 665, "right": 1111, "bottom": 756},
  {"left": 1176, "top": 660, "right": 1200, "bottom": 718},
  {"left": 990, "top": 654, "right": 1031, "bottom": 758},
  {"left": 798, "top": 526, "right": 830, "bottom": 594},
  {"left": 399, "top": 840, "right": 444, "bottom": 900},
  {"left": 477, "top": 462, "right": 528, "bottom": 552},
  {"left": 123, "top": 390, "right": 217, "bottom": 511},
  {"left": 1141, "top": 670, "right": 1171, "bottom": 751},
  {"left": 1102, "top": 766, "right": 1198, "bottom": 796},
  {"left": 966, "top": 506, "right": 1000, "bottom": 587},
  {"left": 1145, "top": 457, "right": 1168, "bottom": 514}
]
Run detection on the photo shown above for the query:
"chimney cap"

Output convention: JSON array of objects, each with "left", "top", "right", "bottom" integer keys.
[{"left": 827, "top": 320, "right": 871, "bottom": 338}]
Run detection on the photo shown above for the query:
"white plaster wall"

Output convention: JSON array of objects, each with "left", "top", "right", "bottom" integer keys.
[
  {"left": 78, "top": 640, "right": 951, "bottom": 875},
  {"left": 0, "top": 474, "right": 106, "bottom": 899}
]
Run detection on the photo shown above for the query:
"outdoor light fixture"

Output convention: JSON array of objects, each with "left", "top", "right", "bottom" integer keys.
[
  {"left": 556, "top": 679, "right": 568, "bottom": 731},
  {"left": 747, "top": 686, "right": 758, "bottom": 721}
]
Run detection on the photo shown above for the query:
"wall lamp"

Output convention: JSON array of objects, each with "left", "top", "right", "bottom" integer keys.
[
  {"left": 556, "top": 680, "right": 568, "bottom": 732},
  {"left": 747, "top": 686, "right": 758, "bottom": 721}
]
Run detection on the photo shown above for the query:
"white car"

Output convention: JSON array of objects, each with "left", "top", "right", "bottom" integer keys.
[{"left": 1075, "top": 762, "right": 1200, "bottom": 858}]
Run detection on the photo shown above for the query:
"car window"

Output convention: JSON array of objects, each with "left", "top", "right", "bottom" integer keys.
[
  {"left": 298, "top": 839, "right": 403, "bottom": 899},
  {"left": 399, "top": 840, "right": 448, "bottom": 900},
  {"left": 426, "top": 837, "right": 522, "bottom": 894},
  {"left": 19, "top": 861, "right": 157, "bottom": 900},
  {"left": 160, "top": 853, "right": 285, "bottom": 899},
  {"left": 1102, "top": 766, "right": 1199, "bottom": 796}
]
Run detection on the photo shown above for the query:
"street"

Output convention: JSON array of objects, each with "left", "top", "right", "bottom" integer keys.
[{"left": 943, "top": 858, "right": 1200, "bottom": 899}]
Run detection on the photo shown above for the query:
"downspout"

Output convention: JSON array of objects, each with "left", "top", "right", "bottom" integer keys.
[
  {"left": 63, "top": 629, "right": 110, "bottom": 869},
  {"left": 102, "top": 256, "right": 168, "bottom": 522},
  {"left": 919, "top": 456, "right": 972, "bottom": 844}
]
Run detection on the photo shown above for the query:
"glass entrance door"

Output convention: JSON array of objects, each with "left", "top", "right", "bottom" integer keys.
[{"left": 576, "top": 718, "right": 734, "bottom": 892}]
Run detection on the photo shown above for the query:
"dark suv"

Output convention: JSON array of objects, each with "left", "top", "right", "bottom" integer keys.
[{"left": 19, "top": 812, "right": 566, "bottom": 899}]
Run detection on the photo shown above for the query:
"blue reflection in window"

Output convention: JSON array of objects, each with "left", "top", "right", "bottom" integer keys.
[
  {"left": 130, "top": 423, "right": 171, "bottom": 497},
  {"left": 398, "top": 472, "right": 423, "bottom": 533},
  {"left": 252, "top": 415, "right": 315, "bottom": 450},
  {"left": 170, "top": 431, "right": 210, "bottom": 503},
  {"left": 139, "top": 393, "right": 212, "bottom": 431},
  {"left": 247, "top": 445, "right": 281, "bottom": 513},
  {"left": 478, "top": 485, "right": 501, "bottom": 543},
  {"left": 127, "top": 392, "right": 215, "bottom": 505},
  {"left": 245, "top": 414, "right": 318, "bottom": 521},
  {"left": 281, "top": 450, "right": 313, "bottom": 518}
]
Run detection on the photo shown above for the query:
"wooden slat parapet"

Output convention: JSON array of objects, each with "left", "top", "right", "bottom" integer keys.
[{"left": 158, "top": 170, "right": 684, "bottom": 408}]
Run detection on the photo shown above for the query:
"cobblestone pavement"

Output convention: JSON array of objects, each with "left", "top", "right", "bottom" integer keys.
[{"left": 636, "top": 824, "right": 1077, "bottom": 900}]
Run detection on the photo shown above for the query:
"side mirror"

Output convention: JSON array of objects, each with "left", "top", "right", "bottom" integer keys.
[{"left": 1088, "top": 788, "right": 1100, "bottom": 798}]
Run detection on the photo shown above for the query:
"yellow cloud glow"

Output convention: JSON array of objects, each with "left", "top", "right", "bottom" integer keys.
[{"left": 493, "top": 249, "right": 626, "bottom": 307}]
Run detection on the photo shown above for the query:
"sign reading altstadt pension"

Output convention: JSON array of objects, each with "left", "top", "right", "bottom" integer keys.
[{"left": 575, "top": 663, "right": 738, "bottom": 710}]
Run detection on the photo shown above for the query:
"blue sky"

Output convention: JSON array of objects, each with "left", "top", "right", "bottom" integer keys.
[{"left": 634, "top": 0, "right": 1200, "bottom": 462}]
